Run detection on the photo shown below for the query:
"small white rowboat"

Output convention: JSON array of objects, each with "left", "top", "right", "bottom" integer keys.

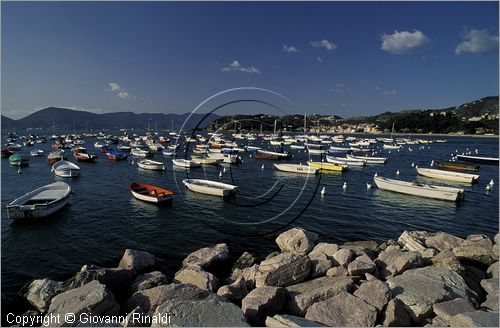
[
  {"left": 183, "top": 179, "right": 237, "bottom": 197},
  {"left": 274, "top": 163, "right": 319, "bottom": 175},
  {"left": 51, "top": 160, "right": 80, "bottom": 177},
  {"left": 416, "top": 167, "right": 480, "bottom": 184},
  {"left": 137, "top": 159, "right": 165, "bottom": 171}
]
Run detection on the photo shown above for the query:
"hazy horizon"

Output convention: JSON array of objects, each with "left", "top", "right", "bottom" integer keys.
[{"left": 2, "top": 1, "right": 498, "bottom": 119}]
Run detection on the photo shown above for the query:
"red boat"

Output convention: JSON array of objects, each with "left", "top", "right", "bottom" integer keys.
[
  {"left": 74, "top": 152, "right": 98, "bottom": 162},
  {"left": 1, "top": 149, "right": 16, "bottom": 158}
]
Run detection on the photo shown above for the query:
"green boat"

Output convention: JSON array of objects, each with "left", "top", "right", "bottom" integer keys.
[{"left": 9, "top": 153, "right": 30, "bottom": 166}]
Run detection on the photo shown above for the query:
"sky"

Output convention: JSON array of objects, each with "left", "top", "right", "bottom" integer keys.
[{"left": 1, "top": 1, "right": 499, "bottom": 119}]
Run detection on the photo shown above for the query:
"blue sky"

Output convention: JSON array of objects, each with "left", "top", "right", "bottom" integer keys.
[{"left": 2, "top": 1, "right": 498, "bottom": 119}]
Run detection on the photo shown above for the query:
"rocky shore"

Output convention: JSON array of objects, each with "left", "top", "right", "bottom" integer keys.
[{"left": 2, "top": 228, "right": 499, "bottom": 327}]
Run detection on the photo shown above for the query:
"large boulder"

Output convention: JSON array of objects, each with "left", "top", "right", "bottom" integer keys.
[
  {"left": 376, "top": 245, "right": 423, "bottom": 278},
  {"left": 387, "top": 266, "right": 479, "bottom": 324},
  {"left": 487, "top": 262, "right": 499, "bottom": 278},
  {"left": 309, "top": 242, "right": 339, "bottom": 259},
  {"left": 182, "top": 243, "right": 229, "bottom": 269},
  {"left": 347, "top": 255, "right": 376, "bottom": 276},
  {"left": 398, "top": 231, "right": 429, "bottom": 253},
  {"left": 118, "top": 249, "right": 157, "bottom": 273},
  {"left": 480, "top": 278, "right": 499, "bottom": 311},
  {"left": 425, "top": 232, "right": 465, "bottom": 252},
  {"left": 173, "top": 265, "right": 219, "bottom": 291},
  {"left": 448, "top": 310, "right": 499, "bottom": 327},
  {"left": 255, "top": 253, "right": 311, "bottom": 288},
  {"left": 353, "top": 278, "right": 391, "bottom": 312},
  {"left": 326, "top": 266, "right": 348, "bottom": 277},
  {"left": 275, "top": 228, "right": 318, "bottom": 255},
  {"left": 452, "top": 244, "right": 495, "bottom": 266},
  {"left": 285, "top": 276, "right": 354, "bottom": 316},
  {"left": 130, "top": 271, "right": 168, "bottom": 293},
  {"left": 241, "top": 286, "right": 287, "bottom": 326},
  {"left": 217, "top": 278, "right": 248, "bottom": 302},
  {"left": 432, "top": 298, "right": 475, "bottom": 322},
  {"left": 341, "top": 240, "right": 379, "bottom": 258},
  {"left": 152, "top": 299, "right": 249, "bottom": 327},
  {"left": 332, "top": 248, "right": 355, "bottom": 267},
  {"left": 232, "top": 252, "right": 256, "bottom": 271},
  {"left": 44, "top": 281, "right": 119, "bottom": 327},
  {"left": 382, "top": 298, "right": 412, "bottom": 327},
  {"left": 25, "top": 278, "right": 62, "bottom": 313},
  {"left": 265, "top": 314, "right": 325, "bottom": 327},
  {"left": 305, "top": 292, "right": 377, "bottom": 327},
  {"left": 126, "top": 283, "right": 222, "bottom": 314},
  {"left": 230, "top": 264, "right": 259, "bottom": 290},
  {"left": 431, "top": 250, "right": 463, "bottom": 270},
  {"left": 307, "top": 252, "right": 332, "bottom": 278}
]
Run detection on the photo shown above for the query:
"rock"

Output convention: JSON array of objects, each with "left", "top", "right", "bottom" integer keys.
[
  {"left": 432, "top": 250, "right": 463, "bottom": 270},
  {"left": 382, "top": 298, "right": 412, "bottom": 327},
  {"left": 387, "top": 266, "right": 479, "bottom": 324},
  {"left": 487, "top": 262, "right": 499, "bottom": 278},
  {"left": 265, "top": 314, "right": 325, "bottom": 327},
  {"left": 347, "top": 255, "right": 376, "bottom": 276},
  {"left": 230, "top": 265, "right": 258, "bottom": 290},
  {"left": 494, "top": 233, "right": 499, "bottom": 245},
  {"left": 426, "top": 315, "right": 450, "bottom": 327},
  {"left": 376, "top": 246, "right": 423, "bottom": 278},
  {"left": 448, "top": 310, "right": 499, "bottom": 327},
  {"left": 173, "top": 265, "right": 219, "bottom": 292},
  {"left": 59, "top": 265, "right": 135, "bottom": 303},
  {"left": 275, "top": 228, "right": 318, "bottom": 255},
  {"left": 44, "top": 281, "right": 119, "bottom": 327},
  {"left": 232, "top": 252, "right": 256, "bottom": 271},
  {"left": 480, "top": 278, "right": 498, "bottom": 295},
  {"left": 433, "top": 298, "right": 475, "bottom": 321},
  {"left": 305, "top": 292, "right": 377, "bottom": 327},
  {"left": 265, "top": 251, "right": 280, "bottom": 260},
  {"left": 118, "top": 249, "right": 157, "bottom": 273},
  {"left": 425, "top": 232, "right": 465, "bottom": 252},
  {"left": 254, "top": 253, "right": 310, "bottom": 288},
  {"left": 342, "top": 240, "right": 379, "bottom": 258},
  {"left": 25, "top": 278, "right": 61, "bottom": 313},
  {"left": 452, "top": 245, "right": 495, "bottom": 266},
  {"left": 309, "top": 242, "right": 339, "bottom": 259},
  {"left": 353, "top": 278, "right": 391, "bottom": 312},
  {"left": 182, "top": 243, "right": 229, "bottom": 269},
  {"left": 121, "top": 306, "right": 147, "bottom": 327},
  {"left": 152, "top": 299, "right": 249, "bottom": 327},
  {"left": 459, "top": 265, "right": 487, "bottom": 302},
  {"left": 307, "top": 252, "right": 332, "bottom": 278},
  {"left": 332, "top": 248, "right": 355, "bottom": 267},
  {"left": 241, "top": 286, "right": 287, "bottom": 326},
  {"left": 398, "top": 231, "right": 429, "bottom": 253},
  {"left": 217, "top": 278, "right": 248, "bottom": 302},
  {"left": 326, "top": 266, "right": 348, "bottom": 277},
  {"left": 481, "top": 293, "right": 499, "bottom": 311},
  {"left": 130, "top": 271, "right": 167, "bottom": 294},
  {"left": 126, "top": 283, "right": 222, "bottom": 314},
  {"left": 480, "top": 278, "right": 499, "bottom": 311},
  {"left": 465, "top": 234, "right": 493, "bottom": 249},
  {"left": 285, "top": 276, "right": 354, "bottom": 316}
]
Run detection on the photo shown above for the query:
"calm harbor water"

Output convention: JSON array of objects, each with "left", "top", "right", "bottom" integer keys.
[{"left": 1, "top": 131, "right": 499, "bottom": 293}]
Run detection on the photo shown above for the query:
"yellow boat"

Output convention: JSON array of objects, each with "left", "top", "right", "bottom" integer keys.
[{"left": 307, "top": 161, "right": 348, "bottom": 172}]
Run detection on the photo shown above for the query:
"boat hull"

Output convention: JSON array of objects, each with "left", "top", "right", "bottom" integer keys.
[
  {"left": 183, "top": 179, "right": 237, "bottom": 197},
  {"left": 307, "top": 161, "right": 347, "bottom": 172},
  {"left": 274, "top": 164, "right": 319, "bottom": 174},
  {"left": 456, "top": 155, "right": 499, "bottom": 165},
  {"left": 416, "top": 167, "right": 479, "bottom": 184}
]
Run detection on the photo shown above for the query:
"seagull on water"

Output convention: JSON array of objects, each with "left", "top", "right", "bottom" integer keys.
[
  {"left": 219, "top": 171, "right": 223, "bottom": 178},
  {"left": 374, "top": 172, "right": 378, "bottom": 177},
  {"left": 430, "top": 160, "right": 434, "bottom": 167},
  {"left": 366, "top": 183, "right": 372, "bottom": 190},
  {"left": 342, "top": 182, "right": 347, "bottom": 190},
  {"left": 321, "top": 187, "right": 326, "bottom": 197},
  {"left": 17, "top": 167, "right": 22, "bottom": 174},
  {"left": 411, "top": 163, "right": 415, "bottom": 167},
  {"left": 486, "top": 184, "right": 492, "bottom": 192},
  {"left": 261, "top": 164, "right": 265, "bottom": 170},
  {"left": 396, "top": 169, "right": 400, "bottom": 175},
  {"left": 489, "top": 179, "right": 494, "bottom": 186},
  {"left": 223, "top": 167, "right": 226, "bottom": 173}
]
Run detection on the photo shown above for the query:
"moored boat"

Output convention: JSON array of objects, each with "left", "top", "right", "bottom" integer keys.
[
  {"left": 191, "top": 157, "right": 222, "bottom": 165},
  {"left": 106, "top": 149, "right": 128, "bottom": 160},
  {"left": 254, "top": 150, "right": 292, "bottom": 160},
  {"left": 6, "top": 182, "right": 72, "bottom": 220},
  {"left": 130, "top": 182, "right": 173, "bottom": 204},
  {"left": 137, "top": 159, "right": 165, "bottom": 171},
  {"left": 383, "top": 144, "right": 402, "bottom": 150},
  {"left": 307, "top": 161, "right": 348, "bottom": 172},
  {"left": 274, "top": 163, "right": 319, "bottom": 175},
  {"left": 74, "top": 152, "right": 98, "bottom": 162},
  {"left": 131, "top": 148, "right": 152, "bottom": 157},
  {"left": 47, "top": 151, "right": 65, "bottom": 165},
  {"left": 456, "top": 155, "right": 499, "bottom": 165},
  {"left": 183, "top": 179, "right": 237, "bottom": 197},
  {"left": 373, "top": 175, "right": 464, "bottom": 202},
  {"left": 9, "top": 154, "right": 29, "bottom": 166},
  {"left": 172, "top": 159, "right": 200, "bottom": 168},
  {"left": 326, "top": 156, "right": 366, "bottom": 167},
  {"left": 437, "top": 161, "right": 479, "bottom": 172},
  {"left": 347, "top": 154, "right": 387, "bottom": 164},
  {"left": 51, "top": 160, "right": 80, "bottom": 177},
  {"left": 416, "top": 167, "right": 480, "bottom": 184},
  {"left": 30, "top": 149, "right": 44, "bottom": 157},
  {"left": 2, "top": 149, "right": 16, "bottom": 157},
  {"left": 162, "top": 149, "right": 176, "bottom": 156}
]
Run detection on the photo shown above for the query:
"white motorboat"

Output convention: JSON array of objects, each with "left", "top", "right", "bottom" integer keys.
[
  {"left": 131, "top": 148, "right": 152, "bottom": 157},
  {"left": 383, "top": 144, "right": 402, "bottom": 150},
  {"left": 51, "top": 160, "right": 80, "bottom": 177},
  {"left": 30, "top": 149, "right": 44, "bottom": 157},
  {"left": 137, "top": 159, "right": 165, "bottom": 171},
  {"left": 6, "top": 182, "right": 72, "bottom": 220},
  {"left": 183, "top": 179, "right": 237, "bottom": 197},
  {"left": 207, "top": 152, "right": 242, "bottom": 164},
  {"left": 273, "top": 163, "right": 319, "bottom": 175},
  {"left": 117, "top": 145, "right": 132, "bottom": 152},
  {"left": 172, "top": 159, "right": 200, "bottom": 168},
  {"left": 347, "top": 154, "right": 387, "bottom": 164},
  {"left": 326, "top": 156, "right": 366, "bottom": 166},
  {"left": 307, "top": 148, "right": 327, "bottom": 155},
  {"left": 290, "top": 144, "right": 306, "bottom": 150},
  {"left": 191, "top": 157, "right": 223, "bottom": 165},
  {"left": 416, "top": 167, "right": 480, "bottom": 184},
  {"left": 374, "top": 175, "right": 464, "bottom": 202}
]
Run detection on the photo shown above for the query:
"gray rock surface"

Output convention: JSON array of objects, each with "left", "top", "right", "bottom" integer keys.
[
  {"left": 304, "top": 292, "right": 377, "bottom": 327},
  {"left": 44, "top": 281, "right": 119, "bottom": 327},
  {"left": 173, "top": 265, "right": 219, "bottom": 291},
  {"left": 452, "top": 245, "right": 495, "bottom": 266},
  {"left": 332, "top": 248, "right": 355, "bottom": 267},
  {"left": 448, "top": 310, "right": 499, "bottom": 327},
  {"left": 433, "top": 298, "right": 475, "bottom": 321},
  {"left": 285, "top": 276, "right": 354, "bottom": 316},
  {"left": 347, "top": 254, "right": 376, "bottom": 276},
  {"left": 353, "top": 278, "right": 391, "bottom": 312},
  {"left": 152, "top": 299, "right": 249, "bottom": 327},
  {"left": 382, "top": 298, "right": 412, "bottom": 327},
  {"left": 232, "top": 252, "right": 256, "bottom": 271},
  {"left": 255, "top": 253, "right": 311, "bottom": 287},
  {"left": 182, "top": 243, "right": 229, "bottom": 269},
  {"left": 308, "top": 252, "right": 332, "bottom": 278},
  {"left": 487, "top": 262, "right": 499, "bottom": 278},
  {"left": 326, "top": 266, "right": 348, "bottom": 277},
  {"left": 265, "top": 314, "right": 325, "bottom": 327},
  {"left": 376, "top": 245, "right": 423, "bottom": 278},
  {"left": 130, "top": 271, "right": 167, "bottom": 294},
  {"left": 230, "top": 264, "right": 259, "bottom": 290},
  {"left": 217, "top": 278, "right": 248, "bottom": 302},
  {"left": 425, "top": 232, "right": 465, "bottom": 252},
  {"left": 121, "top": 306, "right": 147, "bottom": 327},
  {"left": 118, "top": 249, "right": 157, "bottom": 273},
  {"left": 432, "top": 250, "right": 463, "bottom": 270},
  {"left": 398, "top": 231, "right": 429, "bottom": 252},
  {"left": 275, "top": 228, "right": 319, "bottom": 255},
  {"left": 241, "top": 286, "right": 287, "bottom": 326},
  {"left": 25, "top": 278, "right": 61, "bottom": 313},
  {"left": 309, "top": 242, "right": 339, "bottom": 259}
]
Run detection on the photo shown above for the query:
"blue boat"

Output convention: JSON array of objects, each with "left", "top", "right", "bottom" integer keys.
[
  {"left": 245, "top": 146, "right": 261, "bottom": 152},
  {"left": 162, "top": 149, "right": 176, "bottom": 156},
  {"left": 106, "top": 149, "right": 128, "bottom": 160}
]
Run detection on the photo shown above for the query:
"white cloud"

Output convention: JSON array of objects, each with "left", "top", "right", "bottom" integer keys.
[
  {"left": 311, "top": 39, "right": 336, "bottom": 51},
  {"left": 221, "top": 60, "right": 261, "bottom": 74},
  {"left": 107, "top": 82, "right": 134, "bottom": 99},
  {"left": 317, "top": 56, "right": 323, "bottom": 63},
  {"left": 455, "top": 28, "right": 499, "bottom": 54},
  {"left": 282, "top": 44, "right": 299, "bottom": 53},
  {"left": 381, "top": 30, "right": 429, "bottom": 54}
]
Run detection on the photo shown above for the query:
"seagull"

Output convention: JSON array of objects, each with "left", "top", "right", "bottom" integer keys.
[
  {"left": 342, "top": 182, "right": 347, "bottom": 190},
  {"left": 219, "top": 171, "right": 222, "bottom": 178},
  {"left": 489, "top": 179, "right": 494, "bottom": 186},
  {"left": 321, "top": 187, "right": 326, "bottom": 197},
  {"left": 411, "top": 163, "right": 415, "bottom": 167},
  {"left": 396, "top": 169, "right": 400, "bottom": 175},
  {"left": 261, "top": 164, "right": 265, "bottom": 170},
  {"left": 486, "top": 184, "right": 492, "bottom": 192},
  {"left": 475, "top": 149, "right": 478, "bottom": 154},
  {"left": 131, "top": 159, "right": 135, "bottom": 165},
  {"left": 430, "top": 160, "right": 434, "bottom": 167},
  {"left": 366, "top": 183, "right": 372, "bottom": 189},
  {"left": 17, "top": 167, "right": 22, "bottom": 174},
  {"left": 374, "top": 172, "right": 378, "bottom": 177},
  {"left": 223, "top": 167, "right": 226, "bottom": 173}
]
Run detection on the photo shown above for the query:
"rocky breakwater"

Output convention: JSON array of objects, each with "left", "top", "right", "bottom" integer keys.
[{"left": 2, "top": 228, "right": 499, "bottom": 327}]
